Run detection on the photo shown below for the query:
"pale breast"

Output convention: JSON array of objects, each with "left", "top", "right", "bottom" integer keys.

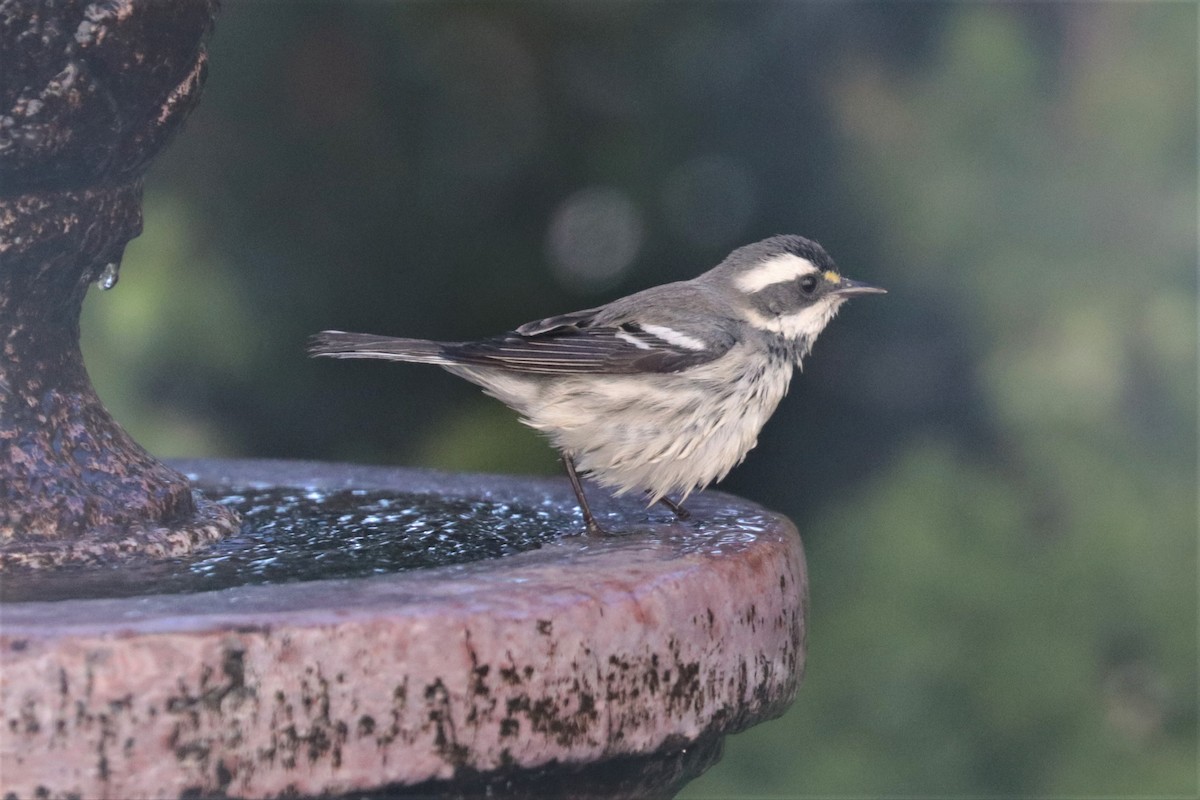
[{"left": 524, "top": 345, "right": 795, "bottom": 502}]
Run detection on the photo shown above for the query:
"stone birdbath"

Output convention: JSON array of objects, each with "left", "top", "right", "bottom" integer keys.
[{"left": 0, "top": 3, "right": 808, "bottom": 798}]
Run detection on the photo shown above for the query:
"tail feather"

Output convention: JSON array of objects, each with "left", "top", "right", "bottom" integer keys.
[{"left": 308, "top": 331, "right": 451, "bottom": 364}]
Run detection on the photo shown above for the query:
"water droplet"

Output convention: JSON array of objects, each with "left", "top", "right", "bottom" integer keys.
[{"left": 96, "top": 262, "right": 119, "bottom": 290}]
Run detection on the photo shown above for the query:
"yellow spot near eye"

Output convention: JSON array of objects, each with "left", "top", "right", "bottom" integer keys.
[{"left": 824, "top": 271, "right": 841, "bottom": 284}]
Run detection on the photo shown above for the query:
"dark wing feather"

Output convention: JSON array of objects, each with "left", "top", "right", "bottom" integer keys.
[{"left": 443, "top": 323, "right": 731, "bottom": 375}]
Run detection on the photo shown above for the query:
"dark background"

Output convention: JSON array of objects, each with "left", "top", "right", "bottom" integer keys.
[{"left": 81, "top": 2, "right": 1197, "bottom": 795}]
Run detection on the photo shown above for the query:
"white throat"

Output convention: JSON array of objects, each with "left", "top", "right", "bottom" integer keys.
[{"left": 746, "top": 296, "right": 845, "bottom": 351}]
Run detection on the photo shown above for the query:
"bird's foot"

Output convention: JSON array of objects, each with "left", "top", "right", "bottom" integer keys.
[{"left": 656, "top": 494, "right": 691, "bottom": 521}]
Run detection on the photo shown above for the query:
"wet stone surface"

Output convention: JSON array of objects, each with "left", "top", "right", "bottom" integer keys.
[
  {"left": 0, "top": 473, "right": 771, "bottom": 604},
  {"left": 0, "top": 487, "right": 574, "bottom": 602}
]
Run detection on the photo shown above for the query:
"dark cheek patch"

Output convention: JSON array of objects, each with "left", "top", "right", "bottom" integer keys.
[{"left": 753, "top": 282, "right": 805, "bottom": 316}]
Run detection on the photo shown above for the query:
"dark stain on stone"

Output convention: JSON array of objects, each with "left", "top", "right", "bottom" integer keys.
[
  {"left": 19, "top": 699, "right": 39, "bottom": 734},
  {"left": 644, "top": 661, "right": 661, "bottom": 695},
  {"left": 522, "top": 690, "right": 599, "bottom": 748},
  {"left": 746, "top": 602, "right": 759, "bottom": 632},
  {"left": 84, "top": 659, "right": 96, "bottom": 701},
  {"left": 466, "top": 652, "right": 499, "bottom": 725},
  {"left": 266, "top": 665, "right": 345, "bottom": 768},
  {"left": 536, "top": 619, "right": 552, "bottom": 635},
  {"left": 424, "top": 678, "right": 468, "bottom": 767},
  {"left": 333, "top": 721, "right": 348, "bottom": 767},
  {"left": 216, "top": 759, "right": 233, "bottom": 792},
  {"left": 96, "top": 707, "right": 121, "bottom": 785},
  {"left": 465, "top": 635, "right": 491, "bottom": 703},
  {"left": 224, "top": 646, "right": 247, "bottom": 694},
  {"left": 74, "top": 699, "right": 92, "bottom": 727},
  {"left": 166, "top": 644, "right": 251, "bottom": 717},
  {"left": 9, "top": 639, "right": 28, "bottom": 651},
  {"left": 499, "top": 718, "right": 519, "bottom": 737},
  {"left": 472, "top": 664, "right": 491, "bottom": 696},
  {"left": 506, "top": 695, "right": 529, "bottom": 717},
  {"left": 175, "top": 739, "right": 212, "bottom": 763},
  {"left": 161, "top": 642, "right": 260, "bottom": 780},
  {"left": 376, "top": 679, "right": 408, "bottom": 747},
  {"left": 669, "top": 662, "right": 701, "bottom": 705},
  {"left": 357, "top": 714, "right": 375, "bottom": 736}
]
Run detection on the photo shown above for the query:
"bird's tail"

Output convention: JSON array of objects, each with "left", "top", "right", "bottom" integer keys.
[{"left": 308, "top": 331, "right": 452, "bottom": 364}]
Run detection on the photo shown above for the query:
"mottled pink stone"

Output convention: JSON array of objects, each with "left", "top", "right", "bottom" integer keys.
[{"left": 1, "top": 462, "right": 806, "bottom": 799}]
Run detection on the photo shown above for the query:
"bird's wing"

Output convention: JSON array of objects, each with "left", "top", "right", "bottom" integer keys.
[
  {"left": 443, "top": 310, "right": 735, "bottom": 375},
  {"left": 514, "top": 307, "right": 604, "bottom": 336}
]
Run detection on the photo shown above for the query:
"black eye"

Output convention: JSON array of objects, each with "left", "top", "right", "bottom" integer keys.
[{"left": 799, "top": 274, "right": 820, "bottom": 295}]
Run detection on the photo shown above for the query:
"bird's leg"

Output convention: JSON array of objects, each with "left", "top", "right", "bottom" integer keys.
[
  {"left": 561, "top": 454, "right": 606, "bottom": 536},
  {"left": 656, "top": 494, "right": 691, "bottom": 521}
]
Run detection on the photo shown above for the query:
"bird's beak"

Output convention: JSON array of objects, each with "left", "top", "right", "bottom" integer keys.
[{"left": 829, "top": 277, "right": 887, "bottom": 297}]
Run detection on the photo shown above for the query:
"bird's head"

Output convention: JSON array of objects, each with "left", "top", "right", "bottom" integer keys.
[{"left": 705, "top": 235, "right": 886, "bottom": 352}]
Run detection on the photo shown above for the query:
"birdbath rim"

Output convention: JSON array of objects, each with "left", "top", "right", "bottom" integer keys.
[{"left": 1, "top": 456, "right": 794, "bottom": 619}]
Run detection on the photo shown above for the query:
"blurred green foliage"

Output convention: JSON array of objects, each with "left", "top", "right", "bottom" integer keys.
[{"left": 80, "top": 2, "right": 1195, "bottom": 796}]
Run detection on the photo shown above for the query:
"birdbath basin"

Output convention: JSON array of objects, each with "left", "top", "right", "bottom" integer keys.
[{"left": 1, "top": 458, "right": 807, "bottom": 799}]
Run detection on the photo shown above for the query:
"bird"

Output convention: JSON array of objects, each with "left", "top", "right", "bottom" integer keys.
[{"left": 309, "top": 235, "right": 885, "bottom": 535}]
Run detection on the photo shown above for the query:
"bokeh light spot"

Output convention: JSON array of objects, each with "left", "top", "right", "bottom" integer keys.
[{"left": 546, "top": 186, "right": 644, "bottom": 293}]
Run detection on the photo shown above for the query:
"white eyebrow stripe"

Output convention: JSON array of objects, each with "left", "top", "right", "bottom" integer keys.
[
  {"left": 640, "top": 323, "right": 708, "bottom": 351},
  {"left": 615, "top": 331, "right": 653, "bottom": 350},
  {"left": 734, "top": 254, "right": 818, "bottom": 293}
]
